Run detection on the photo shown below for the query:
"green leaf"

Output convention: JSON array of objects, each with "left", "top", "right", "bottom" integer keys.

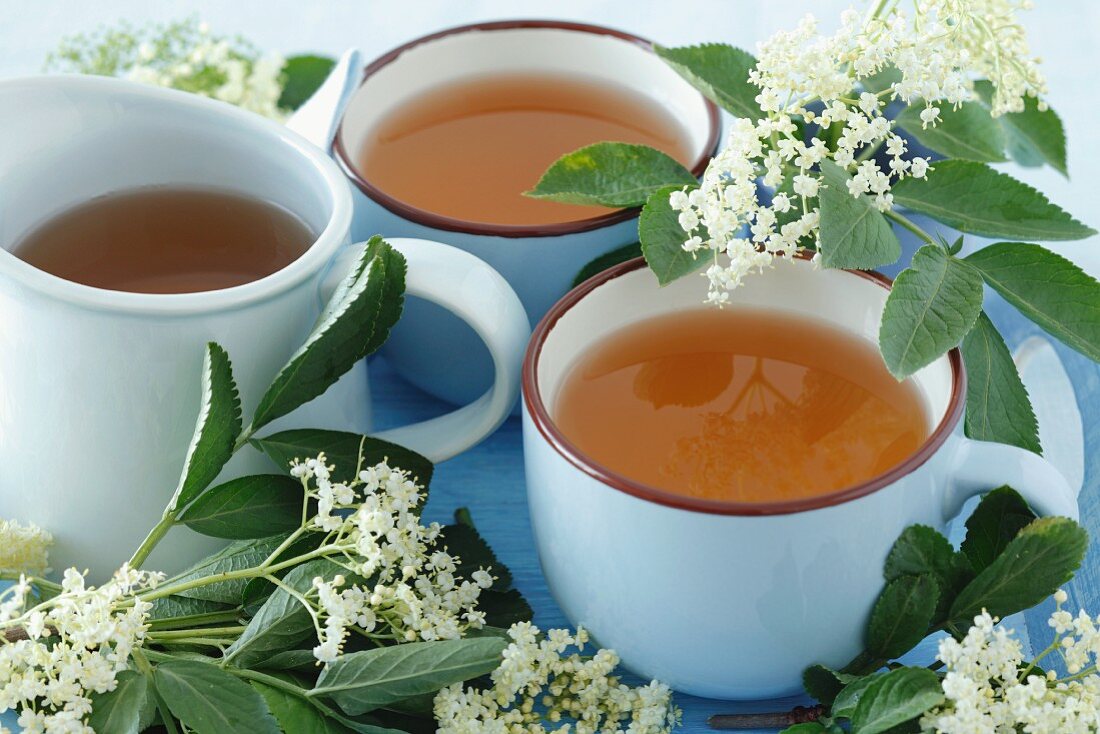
[
  {"left": 477, "top": 588, "right": 534, "bottom": 628},
  {"left": 966, "top": 242, "right": 1100, "bottom": 363},
  {"left": 89, "top": 670, "right": 147, "bottom": 734},
  {"left": 861, "top": 66, "right": 902, "bottom": 94},
  {"left": 280, "top": 54, "right": 336, "bottom": 111},
  {"left": 949, "top": 517, "right": 1087, "bottom": 624},
  {"left": 817, "top": 160, "right": 901, "bottom": 270},
  {"left": 832, "top": 673, "right": 881, "bottom": 719},
  {"left": 973, "top": 80, "right": 1067, "bottom": 175},
  {"left": 526, "top": 142, "right": 695, "bottom": 208},
  {"left": 309, "top": 637, "right": 506, "bottom": 715},
  {"left": 261, "top": 649, "right": 322, "bottom": 672},
  {"left": 439, "top": 511, "right": 511, "bottom": 589},
  {"left": 180, "top": 474, "right": 303, "bottom": 539},
  {"left": 572, "top": 242, "right": 642, "bottom": 288},
  {"left": 961, "top": 312, "right": 1041, "bottom": 453},
  {"left": 867, "top": 574, "right": 939, "bottom": 659},
  {"left": 171, "top": 343, "right": 243, "bottom": 512},
  {"left": 883, "top": 525, "right": 972, "bottom": 622},
  {"left": 172, "top": 536, "right": 287, "bottom": 604},
  {"left": 896, "top": 101, "right": 1006, "bottom": 162},
  {"left": 803, "top": 665, "right": 858, "bottom": 706},
  {"left": 253, "top": 681, "right": 356, "bottom": 734},
  {"left": 226, "top": 559, "right": 347, "bottom": 668},
  {"left": 891, "top": 160, "right": 1095, "bottom": 241},
  {"left": 960, "top": 487, "right": 1039, "bottom": 572},
  {"left": 253, "top": 428, "right": 433, "bottom": 489},
  {"left": 250, "top": 238, "right": 406, "bottom": 432},
  {"left": 653, "top": 43, "right": 759, "bottom": 118},
  {"left": 879, "top": 245, "right": 984, "bottom": 378},
  {"left": 148, "top": 595, "right": 234, "bottom": 621},
  {"left": 155, "top": 659, "right": 281, "bottom": 734},
  {"left": 779, "top": 725, "right": 827, "bottom": 734},
  {"left": 639, "top": 185, "right": 707, "bottom": 285},
  {"left": 850, "top": 668, "right": 944, "bottom": 734}
]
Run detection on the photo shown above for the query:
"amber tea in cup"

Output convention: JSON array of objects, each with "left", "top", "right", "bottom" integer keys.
[
  {"left": 554, "top": 308, "right": 929, "bottom": 502},
  {"left": 354, "top": 71, "right": 694, "bottom": 226},
  {"left": 11, "top": 186, "right": 315, "bottom": 294}
]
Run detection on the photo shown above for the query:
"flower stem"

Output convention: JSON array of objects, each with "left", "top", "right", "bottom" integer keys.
[
  {"left": 884, "top": 209, "right": 936, "bottom": 245},
  {"left": 148, "top": 609, "right": 244, "bottom": 630},
  {"left": 148, "top": 625, "right": 246, "bottom": 640},
  {"left": 228, "top": 667, "right": 308, "bottom": 698},
  {"left": 128, "top": 511, "right": 178, "bottom": 569}
]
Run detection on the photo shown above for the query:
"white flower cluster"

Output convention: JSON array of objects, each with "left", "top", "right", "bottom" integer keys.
[
  {"left": 434, "top": 622, "right": 680, "bottom": 734},
  {"left": 0, "top": 565, "right": 162, "bottom": 734},
  {"left": 922, "top": 592, "right": 1100, "bottom": 733},
  {"left": 675, "top": 0, "right": 1046, "bottom": 303},
  {"left": 0, "top": 519, "right": 52, "bottom": 576},
  {"left": 291, "top": 455, "right": 494, "bottom": 663}
]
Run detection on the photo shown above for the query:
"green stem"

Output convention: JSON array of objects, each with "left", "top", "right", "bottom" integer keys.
[
  {"left": 884, "top": 209, "right": 936, "bottom": 245},
  {"left": 0, "top": 573, "right": 62, "bottom": 594},
  {"left": 128, "top": 512, "right": 178, "bottom": 569},
  {"left": 133, "top": 648, "right": 181, "bottom": 734},
  {"left": 155, "top": 637, "right": 237, "bottom": 647},
  {"left": 149, "top": 626, "right": 247, "bottom": 640},
  {"left": 228, "top": 667, "right": 308, "bottom": 698},
  {"left": 148, "top": 609, "right": 244, "bottom": 630}
]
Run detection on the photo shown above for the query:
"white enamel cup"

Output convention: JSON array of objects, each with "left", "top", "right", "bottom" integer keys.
[
  {"left": 522, "top": 256, "right": 1079, "bottom": 700},
  {"left": 0, "top": 76, "right": 529, "bottom": 578},
  {"left": 331, "top": 21, "right": 721, "bottom": 408}
]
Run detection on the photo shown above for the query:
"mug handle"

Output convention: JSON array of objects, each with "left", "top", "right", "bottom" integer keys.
[
  {"left": 945, "top": 437, "right": 1079, "bottom": 521},
  {"left": 321, "top": 237, "right": 530, "bottom": 463}
]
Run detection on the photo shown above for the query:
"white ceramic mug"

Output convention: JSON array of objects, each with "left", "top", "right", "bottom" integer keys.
[
  {"left": 0, "top": 75, "right": 529, "bottom": 578},
  {"left": 522, "top": 256, "right": 1079, "bottom": 700},
  {"left": 330, "top": 21, "right": 721, "bottom": 408}
]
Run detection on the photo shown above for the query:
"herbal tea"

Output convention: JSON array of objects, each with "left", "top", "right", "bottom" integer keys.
[
  {"left": 554, "top": 309, "right": 930, "bottom": 503},
  {"left": 355, "top": 72, "right": 694, "bottom": 226},
  {"left": 11, "top": 187, "right": 314, "bottom": 294}
]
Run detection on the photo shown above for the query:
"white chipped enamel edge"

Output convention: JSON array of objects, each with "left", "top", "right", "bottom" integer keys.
[{"left": 523, "top": 258, "right": 1078, "bottom": 699}]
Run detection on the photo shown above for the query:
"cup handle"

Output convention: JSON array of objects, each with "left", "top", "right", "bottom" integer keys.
[
  {"left": 322, "top": 237, "right": 530, "bottom": 463},
  {"left": 945, "top": 437, "right": 1079, "bottom": 521}
]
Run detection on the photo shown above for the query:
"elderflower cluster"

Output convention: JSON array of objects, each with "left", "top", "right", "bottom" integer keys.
[
  {"left": 921, "top": 592, "right": 1100, "bottom": 733},
  {"left": 0, "top": 565, "right": 162, "bottom": 733},
  {"left": 290, "top": 455, "right": 494, "bottom": 663},
  {"left": 46, "top": 18, "right": 286, "bottom": 120},
  {"left": 434, "top": 622, "right": 680, "bottom": 734},
  {"left": 0, "top": 519, "right": 52, "bottom": 576},
  {"left": 675, "top": 0, "right": 1046, "bottom": 303}
]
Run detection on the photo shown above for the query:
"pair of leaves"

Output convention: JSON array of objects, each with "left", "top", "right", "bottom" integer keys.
[{"left": 309, "top": 637, "right": 506, "bottom": 715}]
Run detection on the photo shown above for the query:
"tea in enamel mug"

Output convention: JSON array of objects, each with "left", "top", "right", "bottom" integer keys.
[
  {"left": 553, "top": 308, "right": 930, "bottom": 503},
  {"left": 355, "top": 71, "right": 694, "bottom": 226}
]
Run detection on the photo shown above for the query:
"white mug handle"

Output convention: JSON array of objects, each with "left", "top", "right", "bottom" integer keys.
[
  {"left": 321, "top": 238, "right": 529, "bottom": 463},
  {"left": 945, "top": 437, "right": 1079, "bottom": 521}
]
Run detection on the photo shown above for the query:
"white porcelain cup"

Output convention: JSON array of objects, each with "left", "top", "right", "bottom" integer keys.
[
  {"left": 0, "top": 75, "right": 529, "bottom": 578},
  {"left": 522, "top": 256, "right": 1079, "bottom": 700},
  {"left": 331, "top": 21, "right": 720, "bottom": 408}
]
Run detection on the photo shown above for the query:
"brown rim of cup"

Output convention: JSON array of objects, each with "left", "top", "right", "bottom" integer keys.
[
  {"left": 522, "top": 254, "right": 968, "bottom": 516},
  {"left": 331, "top": 19, "right": 723, "bottom": 239}
]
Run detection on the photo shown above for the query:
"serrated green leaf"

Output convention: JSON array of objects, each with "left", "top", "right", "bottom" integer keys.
[
  {"left": 477, "top": 588, "right": 534, "bottom": 628},
  {"left": 252, "top": 428, "right": 433, "bottom": 489},
  {"left": 171, "top": 343, "right": 243, "bottom": 512},
  {"left": 226, "top": 559, "right": 347, "bottom": 668},
  {"left": 250, "top": 238, "right": 406, "bottom": 432},
  {"left": 949, "top": 517, "right": 1087, "bottom": 624},
  {"left": 868, "top": 575, "right": 939, "bottom": 659},
  {"left": 572, "top": 242, "right": 642, "bottom": 288},
  {"left": 440, "top": 509, "right": 511, "bottom": 590},
  {"left": 180, "top": 474, "right": 303, "bottom": 539},
  {"left": 896, "top": 101, "right": 1006, "bottom": 162},
  {"left": 654, "top": 43, "right": 759, "bottom": 118},
  {"left": 155, "top": 659, "right": 281, "bottom": 734},
  {"left": 803, "top": 665, "right": 859, "bottom": 706},
  {"left": 973, "top": 80, "right": 1067, "bottom": 175},
  {"left": 850, "top": 668, "right": 943, "bottom": 734},
  {"left": 309, "top": 638, "right": 506, "bottom": 715},
  {"left": 639, "top": 185, "right": 707, "bottom": 285},
  {"left": 966, "top": 242, "right": 1100, "bottom": 363},
  {"left": 527, "top": 143, "right": 695, "bottom": 208},
  {"left": 817, "top": 160, "right": 901, "bottom": 270},
  {"left": 253, "top": 681, "right": 357, "bottom": 734},
  {"left": 879, "top": 245, "right": 984, "bottom": 378},
  {"left": 280, "top": 54, "right": 337, "bottom": 110},
  {"left": 961, "top": 312, "right": 1041, "bottom": 453},
  {"left": 171, "top": 536, "right": 286, "bottom": 604},
  {"left": 883, "top": 525, "right": 972, "bottom": 623},
  {"left": 832, "top": 673, "right": 882, "bottom": 720},
  {"left": 89, "top": 670, "right": 147, "bottom": 734},
  {"left": 891, "top": 160, "right": 1094, "bottom": 240},
  {"left": 960, "top": 487, "right": 1039, "bottom": 572}
]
